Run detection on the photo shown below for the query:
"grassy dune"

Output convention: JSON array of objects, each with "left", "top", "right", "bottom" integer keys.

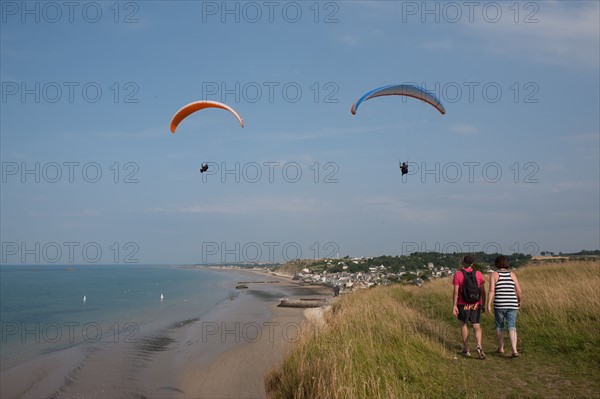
[{"left": 266, "top": 261, "right": 600, "bottom": 398}]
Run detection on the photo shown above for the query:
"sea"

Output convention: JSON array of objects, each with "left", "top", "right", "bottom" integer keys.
[{"left": 0, "top": 264, "right": 238, "bottom": 396}]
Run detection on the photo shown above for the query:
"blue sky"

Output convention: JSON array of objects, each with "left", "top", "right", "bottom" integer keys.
[{"left": 1, "top": 1, "right": 599, "bottom": 264}]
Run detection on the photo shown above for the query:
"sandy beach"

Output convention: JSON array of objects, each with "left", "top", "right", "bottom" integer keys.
[
  {"left": 0, "top": 267, "right": 332, "bottom": 399},
  {"left": 171, "top": 269, "right": 332, "bottom": 399}
]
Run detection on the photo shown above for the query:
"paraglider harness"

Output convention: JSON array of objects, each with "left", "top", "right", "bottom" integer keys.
[{"left": 400, "top": 162, "right": 409, "bottom": 176}]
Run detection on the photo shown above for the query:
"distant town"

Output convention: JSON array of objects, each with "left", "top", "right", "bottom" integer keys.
[{"left": 197, "top": 250, "right": 599, "bottom": 292}]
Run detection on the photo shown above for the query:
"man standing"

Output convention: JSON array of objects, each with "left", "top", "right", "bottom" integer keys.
[{"left": 452, "top": 255, "right": 486, "bottom": 359}]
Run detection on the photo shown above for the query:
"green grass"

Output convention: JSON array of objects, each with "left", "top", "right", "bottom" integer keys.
[{"left": 266, "top": 260, "right": 600, "bottom": 398}]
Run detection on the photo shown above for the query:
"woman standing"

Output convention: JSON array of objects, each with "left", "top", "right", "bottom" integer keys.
[{"left": 487, "top": 255, "right": 523, "bottom": 357}]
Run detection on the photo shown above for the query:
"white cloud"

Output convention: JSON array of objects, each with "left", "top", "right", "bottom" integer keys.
[
  {"left": 560, "top": 132, "right": 600, "bottom": 154},
  {"left": 465, "top": 2, "right": 600, "bottom": 68},
  {"left": 152, "top": 196, "right": 333, "bottom": 216},
  {"left": 450, "top": 124, "right": 479, "bottom": 136},
  {"left": 147, "top": 207, "right": 171, "bottom": 213},
  {"left": 252, "top": 124, "right": 400, "bottom": 142},
  {"left": 421, "top": 40, "right": 456, "bottom": 51},
  {"left": 334, "top": 29, "right": 385, "bottom": 47},
  {"left": 361, "top": 196, "right": 449, "bottom": 224},
  {"left": 70, "top": 209, "right": 99, "bottom": 217},
  {"left": 550, "top": 181, "right": 589, "bottom": 194},
  {"left": 560, "top": 132, "right": 600, "bottom": 144},
  {"left": 335, "top": 34, "right": 364, "bottom": 47}
]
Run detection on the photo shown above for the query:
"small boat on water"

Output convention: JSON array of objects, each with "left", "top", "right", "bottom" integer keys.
[
  {"left": 160, "top": 293, "right": 164, "bottom": 301},
  {"left": 83, "top": 295, "right": 86, "bottom": 303}
]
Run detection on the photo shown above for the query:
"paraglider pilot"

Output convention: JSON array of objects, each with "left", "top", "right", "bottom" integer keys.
[
  {"left": 400, "top": 162, "right": 409, "bottom": 176},
  {"left": 200, "top": 164, "right": 209, "bottom": 173}
]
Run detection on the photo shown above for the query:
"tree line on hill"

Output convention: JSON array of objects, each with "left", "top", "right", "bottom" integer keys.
[
  {"left": 540, "top": 250, "right": 600, "bottom": 256},
  {"left": 308, "top": 252, "right": 532, "bottom": 274}
]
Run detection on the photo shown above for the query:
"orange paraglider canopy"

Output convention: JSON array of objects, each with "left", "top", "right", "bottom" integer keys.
[{"left": 170, "top": 100, "right": 244, "bottom": 133}]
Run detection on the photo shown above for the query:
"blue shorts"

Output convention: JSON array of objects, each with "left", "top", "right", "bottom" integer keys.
[{"left": 494, "top": 308, "right": 518, "bottom": 331}]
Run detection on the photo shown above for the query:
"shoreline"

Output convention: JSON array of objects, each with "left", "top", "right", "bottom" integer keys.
[
  {"left": 0, "top": 267, "right": 331, "bottom": 398},
  {"left": 172, "top": 268, "right": 331, "bottom": 399}
]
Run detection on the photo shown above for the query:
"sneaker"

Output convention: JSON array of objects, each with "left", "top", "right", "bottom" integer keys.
[
  {"left": 462, "top": 349, "right": 471, "bottom": 357},
  {"left": 512, "top": 352, "right": 520, "bottom": 358},
  {"left": 476, "top": 346, "right": 486, "bottom": 359}
]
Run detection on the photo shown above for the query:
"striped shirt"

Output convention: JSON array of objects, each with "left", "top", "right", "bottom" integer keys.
[{"left": 494, "top": 270, "right": 519, "bottom": 310}]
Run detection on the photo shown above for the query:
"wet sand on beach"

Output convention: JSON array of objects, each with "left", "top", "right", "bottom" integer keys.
[
  {"left": 171, "top": 269, "right": 331, "bottom": 399},
  {"left": 0, "top": 268, "right": 331, "bottom": 399}
]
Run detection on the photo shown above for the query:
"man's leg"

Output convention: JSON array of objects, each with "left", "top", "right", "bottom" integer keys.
[
  {"left": 461, "top": 322, "right": 469, "bottom": 353},
  {"left": 474, "top": 323, "right": 486, "bottom": 359},
  {"left": 474, "top": 323, "right": 483, "bottom": 348}
]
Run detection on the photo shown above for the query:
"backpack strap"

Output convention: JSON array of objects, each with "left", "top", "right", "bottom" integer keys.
[{"left": 459, "top": 269, "right": 466, "bottom": 297}]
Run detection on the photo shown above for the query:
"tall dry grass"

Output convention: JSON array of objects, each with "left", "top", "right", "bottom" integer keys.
[
  {"left": 266, "top": 260, "right": 600, "bottom": 399},
  {"left": 266, "top": 280, "right": 471, "bottom": 398},
  {"left": 517, "top": 261, "right": 600, "bottom": 357}
]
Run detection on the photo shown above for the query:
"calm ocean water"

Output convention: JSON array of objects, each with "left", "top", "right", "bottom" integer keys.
[{"left": 0, "top": 264, "right": 234, "bottom": 371}]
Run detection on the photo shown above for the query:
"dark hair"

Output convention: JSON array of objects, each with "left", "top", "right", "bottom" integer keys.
[
  {"left": 462, "top": 255, "right": 474, "bottom": 265},
  {"left": 495, "top": 255, "right": 509, "bottom": 269}
]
